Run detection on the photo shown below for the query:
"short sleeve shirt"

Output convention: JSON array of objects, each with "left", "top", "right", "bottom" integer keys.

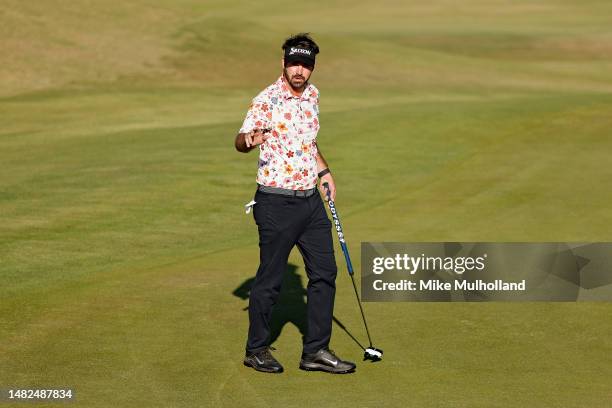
[{"left": 239, "top": 76, "right": 320, "bottom": 190}]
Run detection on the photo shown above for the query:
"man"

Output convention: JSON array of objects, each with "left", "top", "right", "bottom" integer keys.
[{"left": 235, "top": 33, "right": 356, "bottom": 374}]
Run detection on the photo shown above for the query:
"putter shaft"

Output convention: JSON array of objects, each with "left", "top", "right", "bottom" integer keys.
[{"left": 323, "top": 182, "right": 374, "bottom": 348}]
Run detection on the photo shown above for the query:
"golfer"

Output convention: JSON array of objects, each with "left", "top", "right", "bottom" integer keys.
[{"left": 235, "top": 33, "right": 356, "bottom": 374}]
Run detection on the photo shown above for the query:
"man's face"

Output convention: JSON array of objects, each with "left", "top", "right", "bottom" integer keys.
[{"left": 283, "top": 60, "right": 314, "bottom": 91}]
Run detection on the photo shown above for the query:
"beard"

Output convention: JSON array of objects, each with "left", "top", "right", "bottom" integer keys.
[{"left": 283, "top": 68, "right": 308, "bottom": 91}]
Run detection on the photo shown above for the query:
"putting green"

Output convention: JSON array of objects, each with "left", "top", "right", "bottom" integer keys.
[{"left": 2, "top": 1, "right": 611, "bottom": 406}]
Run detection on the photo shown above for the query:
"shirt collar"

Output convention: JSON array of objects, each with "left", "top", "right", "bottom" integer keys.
[{"left": 276, "top": 76, "right": 318, "bottom": 101}]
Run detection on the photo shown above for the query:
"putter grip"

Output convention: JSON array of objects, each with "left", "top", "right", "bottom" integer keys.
[
  {"left": 322, "top": 182, "right": 355, "bottom": 276},
  {"left": 322, "top": 182, "right": 331, "bottom": 200}
]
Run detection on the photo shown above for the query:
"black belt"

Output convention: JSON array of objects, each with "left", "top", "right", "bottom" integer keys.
[{"left": 257, "top": 184, "right": 317, "bottom": 198}]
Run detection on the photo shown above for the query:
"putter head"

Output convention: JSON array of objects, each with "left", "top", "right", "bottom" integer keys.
[{"left": 364, "top": 347, "right": 383, "bottom": 362}]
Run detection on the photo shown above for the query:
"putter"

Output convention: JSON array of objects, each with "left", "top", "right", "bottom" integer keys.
[{"left": 322, "top": 182, "right": 383, "bottom": 362}]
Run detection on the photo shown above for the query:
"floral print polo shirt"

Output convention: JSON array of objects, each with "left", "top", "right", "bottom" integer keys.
[{"left": 239, "top": 76, "right": 320, "bottom": 190}]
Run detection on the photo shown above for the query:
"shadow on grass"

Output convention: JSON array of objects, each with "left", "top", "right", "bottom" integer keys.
[{"left": 233, "top": 263, "right": 364, "bottom": 350}]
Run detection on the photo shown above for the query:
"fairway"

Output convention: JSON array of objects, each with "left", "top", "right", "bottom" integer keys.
[{"left": 2, "top": 1, "right": 612, "bottom": 407}]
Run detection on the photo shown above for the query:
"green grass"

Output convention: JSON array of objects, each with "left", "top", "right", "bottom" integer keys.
[{"left": 2, "top": 1, "right": 612, "bottom": 407}]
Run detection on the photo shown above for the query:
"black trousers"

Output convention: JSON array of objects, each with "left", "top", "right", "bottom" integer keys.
[{"left": 246, "top": 188, "right": 337, "bottom": 354}]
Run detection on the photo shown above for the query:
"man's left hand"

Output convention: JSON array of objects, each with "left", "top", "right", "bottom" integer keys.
[{"left": 319, "top": 173, "right": 336, "bottom": 201}]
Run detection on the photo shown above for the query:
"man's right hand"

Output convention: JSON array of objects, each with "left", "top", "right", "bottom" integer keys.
[
  {"left": 245, "top": 129, "right": 271, "bottom": 148},
  {"left": 235, "top": 128, "right": 271, "bottom": 153},
  {"left": 235, "top": 129, "right": 271, "bottom": 153}
]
